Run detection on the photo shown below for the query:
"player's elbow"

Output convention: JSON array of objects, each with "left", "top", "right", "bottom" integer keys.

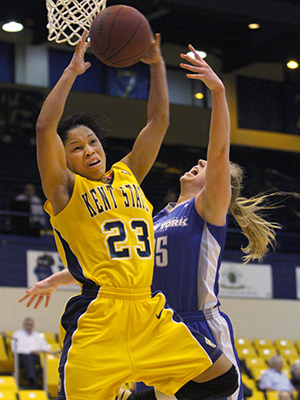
[
  {"left": 153, "top": 113, "right": 170, "bottom": 132},
  {"left": 36, "top": 117, "right": 48, "bottom": 137}
]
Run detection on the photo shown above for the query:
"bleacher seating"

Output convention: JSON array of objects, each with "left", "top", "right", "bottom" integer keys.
[
  {"left": 47, "top": 342, "right": 61, "bottom": 354},
  {"left": 0, "top": 331, "right": 61, "bottom": 399},
  {"left": 0, "top": 336, "right": 13, "bottom": 374},
  {"left": 44, "top": 354, "right": 60, "bottom": 399},
  {"left": 295, "top": 341, "right": 300, "bottom": 355},
  {"left": 2, "top": 333, "right": 300, "bottom": 399},
  {"left": 286, "top": 356, "right": 300, "bottom": 367},
  {"left": 234, "top": 337, "right": 300, "bottom": 400},
  {"left": 245, "top": 356, "right": 268, "bottom": 372},
  {"left": 38, "top": 332, "right": 57, "bottom": 344},
  {"left": 3, "top": 332, "right": 15, "bottom": 365},
  {"left": 274, "top": 339, "right": 296, "bottom": 350},
  {"left": 257, "top": 347, "right": 278, "bottom": 361},
  {"left": 253, "top": 339, "right": 274, "bottom": 349},
  {"left": 236, "top": 344, "right": 258, "bottom": 359},
  {"left": 0, "top": 376, "right": 18, "bottom": 392},
  {"left": 0, "top": 389, "right": 17, "bottom": 399},
  {"left": 250, "top": 391, "right": 266, "bottom": 400},
  {"left": 18, "top": 390, "right": 49, "bottom": 400},
  {"left": 236, "top": 338, "right": 253, "bottom": 348}
]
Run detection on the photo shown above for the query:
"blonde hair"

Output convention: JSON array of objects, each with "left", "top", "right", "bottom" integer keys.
[{"left": 228, "top": 162, "right": 281, "bottom": 263}]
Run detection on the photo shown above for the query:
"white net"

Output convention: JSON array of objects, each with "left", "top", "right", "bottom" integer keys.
[{"left": 46, "top": 0, "right": 107, "bottom": 46}]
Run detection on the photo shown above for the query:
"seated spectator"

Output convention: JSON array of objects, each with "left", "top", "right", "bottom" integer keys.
[
  {"left": 290, "top": 362, "right": 300, "bottom": 400},
  {"left": 11, "top": 317, "right": 50, "bottom": 388},
  {"left": 11, "top": 183, "right": 47, "bottom": 236},
  {"left": 259, "top": 355, "right": 296, "bottom": 393}
]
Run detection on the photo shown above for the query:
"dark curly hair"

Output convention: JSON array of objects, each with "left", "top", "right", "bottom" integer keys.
[{"left": 57, "top": 112, "right": 110, "bottom": 145}]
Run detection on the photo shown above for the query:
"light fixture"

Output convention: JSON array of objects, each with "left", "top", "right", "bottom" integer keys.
[
  {"left": 2, "top": 21, "right": 24, "bottom": 33},
  {"left": 194, "top": 92, "right": 204, "bottom": 100},
  {"left": 287, "top": 60, "right": 299, "bottom": 69},
  {"left": 248, "top": 23, "right": 260, "bottom": 30},
  {"left": 187, "top": 50, "right": 207, "bottom": 59}
]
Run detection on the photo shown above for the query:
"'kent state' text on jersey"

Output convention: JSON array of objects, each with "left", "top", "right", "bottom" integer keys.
[{"left": 45, "top": 162, "right": 154, "bottom": 289}]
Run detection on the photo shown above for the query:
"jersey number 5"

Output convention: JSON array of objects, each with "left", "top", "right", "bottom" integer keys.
[{"left": 155, "top": 235, "right": 168, "bottom": 267}]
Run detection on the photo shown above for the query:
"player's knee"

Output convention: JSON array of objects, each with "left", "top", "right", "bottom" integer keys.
[
  {"left": 175, "top": 364, "right": 238, "bottom": 400},
  {"left": 212, "top": 364, "right": 239, "bottom": 398}
]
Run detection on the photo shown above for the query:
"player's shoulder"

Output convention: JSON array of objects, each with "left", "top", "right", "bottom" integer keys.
[
  {"left": 112, "top": 161, "right": 133, "bottom": 174},
  {"left": 111, "top": 161, "right": 138, "bottom": 184}
]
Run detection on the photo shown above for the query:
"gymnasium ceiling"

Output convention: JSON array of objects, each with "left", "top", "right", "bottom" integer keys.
[{"left": 1, "top": 0, "right": 300, "bottom": 72}]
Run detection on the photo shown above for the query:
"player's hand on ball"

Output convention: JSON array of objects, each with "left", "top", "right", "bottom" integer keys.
[
  {"left": 69, "top": 30, "right": 91, "bottom": 75},
  {"left": 140, "top": 33, "right": 162, "bottom": 65}
]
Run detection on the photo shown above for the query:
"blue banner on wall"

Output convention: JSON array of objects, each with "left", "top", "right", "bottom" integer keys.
[
  {"left": 106, "top": 62, "right": 149, "bottom": 99},
  {"left": 49, "top": 49, "right": 105, "bottom": 94},
  {"left": 0, "top": 41, "right": 14, "bottom": 83}
]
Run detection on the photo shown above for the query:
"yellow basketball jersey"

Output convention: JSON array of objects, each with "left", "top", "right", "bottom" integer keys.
[{"left": 45, "top": 162, "right": 154, "bottom": 288}]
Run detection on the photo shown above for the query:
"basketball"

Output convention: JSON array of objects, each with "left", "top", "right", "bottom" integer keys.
[{"left": 89, "top": 5, "right": 153, "bottom": 68}]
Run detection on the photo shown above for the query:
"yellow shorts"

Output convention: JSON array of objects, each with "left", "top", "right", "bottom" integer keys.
[{"left": 57, "top": 286, "right": 221, "bottom": 400}]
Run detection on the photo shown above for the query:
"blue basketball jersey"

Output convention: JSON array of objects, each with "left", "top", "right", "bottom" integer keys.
[
  {"left": 148, "top": 199, "right": 244, "bottom": 400},
  {"left": 152, "top": 198, "right": 227, "bottom": 312}
]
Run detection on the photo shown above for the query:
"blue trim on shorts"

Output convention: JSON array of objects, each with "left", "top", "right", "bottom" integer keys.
[
  {"left": 57, "top": 286, "right": 100, "bottom": 400},
  {"left": 152, "top": 291, "right": 223, "bottom": 364},
  {"left": 180, "top": 309, "right": 244, "bottom": 400}
]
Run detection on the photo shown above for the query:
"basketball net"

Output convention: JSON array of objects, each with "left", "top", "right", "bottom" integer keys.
[{"left": 45, "top": 0, "right": 107, "bottom": 46}]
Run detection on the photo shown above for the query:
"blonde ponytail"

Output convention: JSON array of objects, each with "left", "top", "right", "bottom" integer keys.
[{"left": 228, "top": 162, "right": 281, "bottom": 263}]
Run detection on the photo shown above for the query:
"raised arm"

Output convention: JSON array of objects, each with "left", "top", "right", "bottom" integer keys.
[
  {"left": 180, "top": 46, "right": 231, "bottom": 225},
  {"left": 19, "top": 269, "right": 77, "bottom": 309},
  {"left": 36, "top": 31, "right": 91, "bottom": 214},
  {"left": 121, "top": 34, "right": 169, "bottom": 184}
]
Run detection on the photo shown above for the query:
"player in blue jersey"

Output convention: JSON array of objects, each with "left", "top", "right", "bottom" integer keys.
[
  {"left": 136, "top": 46, "right": 281, "bottom": 399},
  {"left": 19, "top": 32, "right": 238, "bottom": 400}
]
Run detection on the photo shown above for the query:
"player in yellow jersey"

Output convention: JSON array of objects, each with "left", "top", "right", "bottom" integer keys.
[{"left": 20, "top": 30, "right": 238, "bottom": 400}]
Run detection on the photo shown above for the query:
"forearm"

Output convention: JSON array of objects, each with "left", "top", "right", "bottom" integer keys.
[
  {"left": 120, "top": 34, "right": 169, "bottom": 182},
  {"left": 147, "top": 57, "right": 169, "bottom": 127},
  {"left": 207, "top": 86, "right": 230, "bottom": 159},
  {"left": 46, "top": 269, "right": 77, "bottom": 287},
  {"left": 204, "top": 86, "right": 231, "bottom": 214}
]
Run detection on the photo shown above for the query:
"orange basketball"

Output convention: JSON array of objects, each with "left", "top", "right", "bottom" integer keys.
[{"left": 89, "top": 5, "right": 152, "bottom": 68}]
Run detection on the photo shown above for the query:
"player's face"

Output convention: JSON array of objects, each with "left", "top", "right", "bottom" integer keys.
[
  {"left": 64, "top": 125, "right": 106, "bottom": 181},
  {"left": 180, "top": 159, "right": 207, "bottom": 189}
]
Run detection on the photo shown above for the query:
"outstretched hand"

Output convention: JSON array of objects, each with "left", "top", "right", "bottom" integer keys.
[
  {"left": 180, "top": 44, "right": 224, "bottom": 93},
  {"left": 19, "top": 280, "right": 58, "bottom": 309},
  {"left": 68, "top": 30, "right": 91, "bottom": 75},
  {"left": 140, "top": 33, "right": 163, "bottom": 65}
]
